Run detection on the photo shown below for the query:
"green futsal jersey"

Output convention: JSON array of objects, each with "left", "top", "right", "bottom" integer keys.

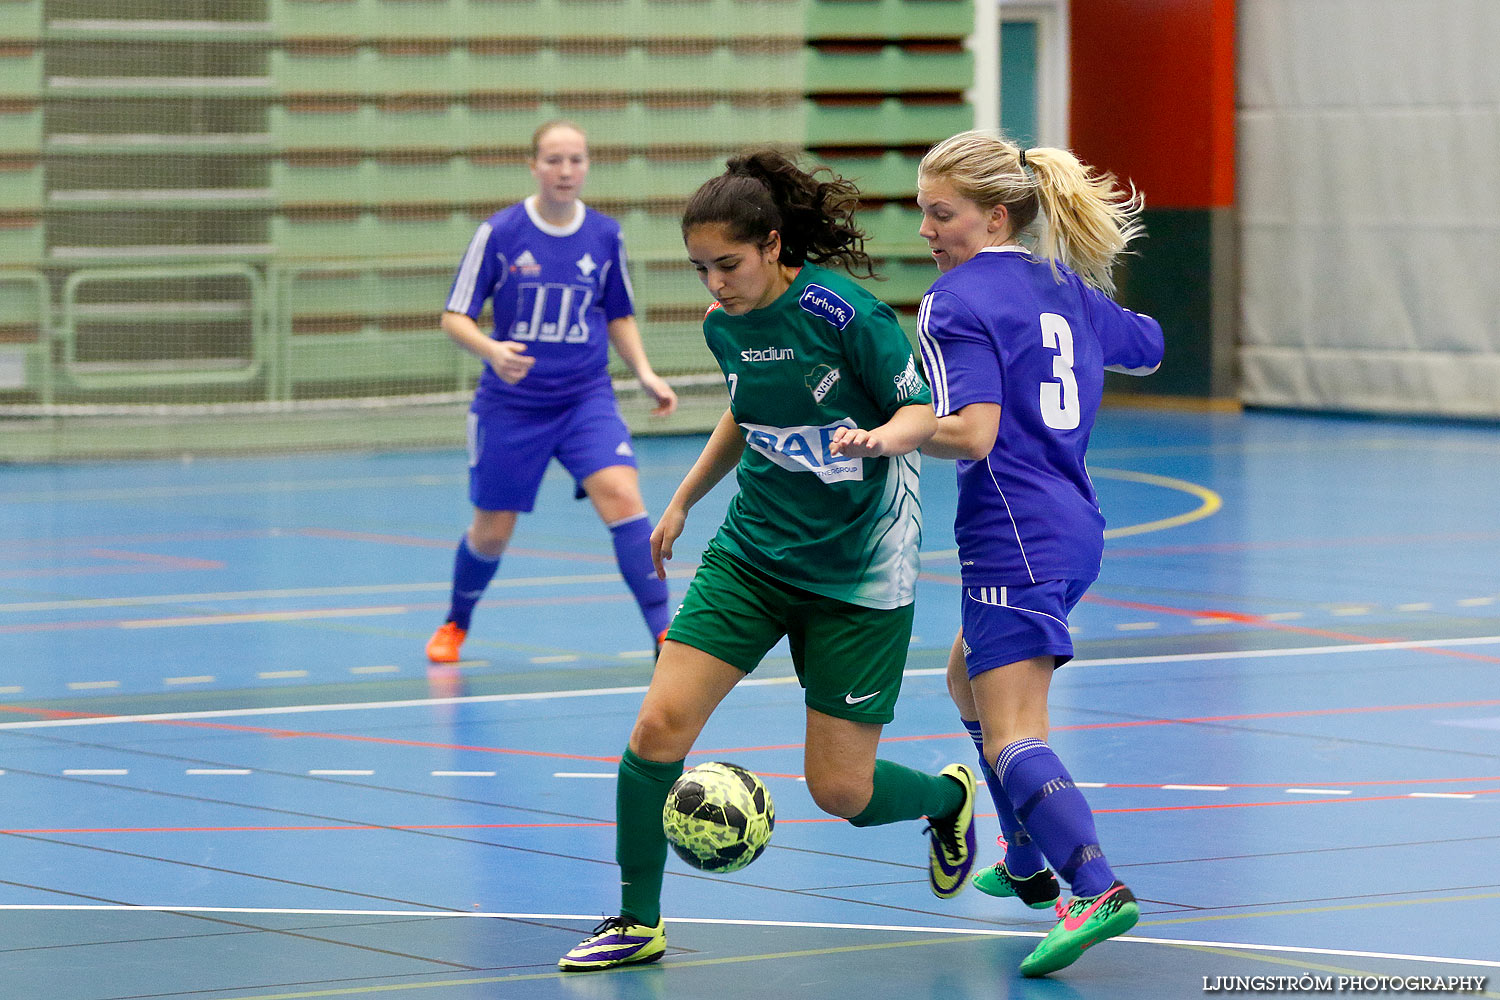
[{"left": 703, "top": 264, "right": 930, "bottom": 610}]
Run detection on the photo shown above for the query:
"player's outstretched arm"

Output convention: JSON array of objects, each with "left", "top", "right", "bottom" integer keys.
[
  {"left": 608, "top": 316, "right": 678, "bottom": 416},
  {"left": 923, "top": 401, "right": 1001, "bottom": 461},
  {"left": 650, "top": 408, "right": 744, "bottom": 579},
  {"left": 829, "top": 402, "right": 937, "bottom": 458}
]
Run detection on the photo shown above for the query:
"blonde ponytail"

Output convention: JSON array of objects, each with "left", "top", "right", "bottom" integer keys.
[{"left": 918, "top": 130, "right": 1144, "bottom": 294}]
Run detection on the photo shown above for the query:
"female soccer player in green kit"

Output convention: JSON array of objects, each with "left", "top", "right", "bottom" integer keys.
[{"left": 559, "top": 150, "right": 978, "bottom": 971}]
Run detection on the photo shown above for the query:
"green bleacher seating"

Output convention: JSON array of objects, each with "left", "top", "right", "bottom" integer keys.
[
  {"left": 805, "top": 0, "right": 972, "bottom": 40},
  {"left": 0, "top": 44, "right": 42, "bottom": 98},
  {"left": 807, "top": 96, "right": 970, "bottom": 146},
  {"left": 806, "top": 44, "right": 972, "bottom": 94}
]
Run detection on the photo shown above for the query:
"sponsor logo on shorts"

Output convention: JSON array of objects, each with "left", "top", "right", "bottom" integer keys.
[
  {"left": 799, "top": 284, "right": 855, "bottom": 330},
  {"left": 740, "top": 418, "right": 864, "bottom": 484},
  {"left": 844, "top": 690, "right": 881, "bottom": 705}
]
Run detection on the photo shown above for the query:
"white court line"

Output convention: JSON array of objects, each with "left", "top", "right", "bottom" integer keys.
[
  {"left": 63, "top": 769, "right": 127, "bottom": 776},
  {"left": 1162, "top": 784, "right": 1229, "bottom": 791},
  {"left": 1411, "top": 792, "right": 1476, "bottom": 800},
  {"left": 0, "top": 907, "right": 1492, "bottom": 970},
  {"left": 307, "top": 769, "right": 373, "bottom": 776},
  {"left": 3, "top": 634, "right": 1499, "bottom": 732},
  {"left": 1285, "top": 788, "right": 1352, "bottom": 796},
  {"left": 185, "top": 768, "right": 251, "bottom": 775},
  {"left": 431, "top": 770, "right": 494, "bottom": 777}
]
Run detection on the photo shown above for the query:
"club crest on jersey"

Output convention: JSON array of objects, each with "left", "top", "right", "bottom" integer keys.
[
  {"left": 511, "top": 250, "right": 541, "bottom": 276},
  {"left": 806, "top": 364, "right": 842, "bottom": 404},
  {"left": 799, "top": 284, "right": 855, "bottom": 330},
  {"left": 740, "top": 418, "right": 864, "bottom": 484},
  {"left": 576, "top": 252, "right": 597, "bottom": 277}
]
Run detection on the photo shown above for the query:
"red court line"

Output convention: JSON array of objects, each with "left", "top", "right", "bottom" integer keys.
[
  {"left": 695, "top": 696, "right": 1500, "bottom": 757},
  {"left": 1079, "top": 594, "right": 1500, "bottom": 664},
  {"left": 1093, "top": 788, "right": 1500, "bottom": 815},
  {"left": 296, "top": 528, "right": 615, "bottom": 564},
  {"left": 87, "top": 549, "right": 224, "bottom": 570},
  {"left": 13, "top": 789, "right": 1499, "bottom": 836},
  {"left": 1, "top": 822, "right": 614, "bottom": 835},
  {"left": 1105, "top": 529, "right": 1500, "bottom": 559}
]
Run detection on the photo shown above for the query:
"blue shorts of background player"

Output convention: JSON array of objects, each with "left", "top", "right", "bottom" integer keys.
[
  {"left": 426, "top": 380, "right": 673, "bottom": 664},
  {"left": 468, "top": 384, "right": 635, "bottom": 511},
  {"left": 959, "top": 579, "right": 1089, "bottom": 677}
]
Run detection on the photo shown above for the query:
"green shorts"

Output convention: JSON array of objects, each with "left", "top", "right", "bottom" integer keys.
[{"left": 665, "top": 542, "right": 915, "bottom": 724}]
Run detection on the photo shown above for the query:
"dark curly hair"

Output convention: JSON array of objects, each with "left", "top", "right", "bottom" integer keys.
[{"left": 681, "top": 149, "right": 877, "bottom": 279}]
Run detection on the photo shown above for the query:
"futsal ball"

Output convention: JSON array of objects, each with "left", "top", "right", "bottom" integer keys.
[{"left": 662, "top": 761, "right": 775, "bottom": 873}]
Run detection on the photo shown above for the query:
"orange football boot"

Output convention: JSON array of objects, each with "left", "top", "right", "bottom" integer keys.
[{"left": 426, "top": 621, "right": 467, "bottom": 663}]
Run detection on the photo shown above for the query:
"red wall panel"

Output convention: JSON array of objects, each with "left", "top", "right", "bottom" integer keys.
[{"left": 1069, "top": 0, "right": 1235, "bottom": 209}]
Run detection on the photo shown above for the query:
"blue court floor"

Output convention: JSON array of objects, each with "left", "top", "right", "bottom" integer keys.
[{"left": 1, "top": 406, "right": 1498, "bottom": 999}]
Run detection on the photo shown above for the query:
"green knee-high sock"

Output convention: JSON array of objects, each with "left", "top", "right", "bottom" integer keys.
[
  {"left": 847, "top": 759, "right": 964, "bottom": 828},
  {"left": 616, "top": 747, "right": 684, "bottom": 927}
]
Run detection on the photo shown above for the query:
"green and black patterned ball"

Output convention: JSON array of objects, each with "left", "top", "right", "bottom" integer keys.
[{"left": 662, "top": 762, "right": 775, "bottom": 873}]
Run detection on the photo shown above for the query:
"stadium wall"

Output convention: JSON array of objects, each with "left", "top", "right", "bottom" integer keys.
[{"left": 1237, "top": 0, "right": 1500, "bottom": 419}]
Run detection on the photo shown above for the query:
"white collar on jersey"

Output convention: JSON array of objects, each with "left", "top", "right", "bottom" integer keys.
[
  {"left": 976, "top": 244, "right": 1030, "bottom": 255},
  {"left": 524, "top": 196, "right": 586, "bottom": 237}
]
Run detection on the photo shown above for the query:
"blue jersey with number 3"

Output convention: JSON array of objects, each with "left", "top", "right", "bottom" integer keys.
[
  {"left": 446, "top": 197, "right": 636, "bottom": 405},
  {"left": 916, "top": 246, "right": 1163, "bottom": 586}
]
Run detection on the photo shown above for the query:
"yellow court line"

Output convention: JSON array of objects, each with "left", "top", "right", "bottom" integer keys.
[
  {"left": 1140, "top": 890, "right": 1500, "bottom": 928},
  {"left": 923, "top": 467, "right": 1223, "bottom": 562},
  {"left": 1091, "top": 467, "right": 1224, "bottom": 540},
  {"left": 209, "top": 934, "right": 999, "bottom": 1000}
]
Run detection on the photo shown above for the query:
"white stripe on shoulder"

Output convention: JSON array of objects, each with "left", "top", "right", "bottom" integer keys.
[
  {"left": 447, "top": 222, "right": 494, "bottom": 313},
  {"left": 616, "top": 233, "right": 637, "bottom": 308},
  {"left": 916, "top": 293, "right": 950, "bottom": 416}
]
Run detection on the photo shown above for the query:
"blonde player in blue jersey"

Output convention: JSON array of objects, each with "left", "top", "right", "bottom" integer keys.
[
  {"left": 429, "top": 120, "right": 677, "bottom": 665},
  {"left": 560, "top": 150, "right": 977, "bottom": 972},
  {"left": 915, "top": 130, "right": 1164, "bottom": 977}
]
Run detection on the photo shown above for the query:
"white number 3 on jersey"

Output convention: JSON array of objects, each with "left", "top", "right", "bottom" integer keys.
[{"left": 1039, "top": 312, "right": 1080, "bottom": 430}]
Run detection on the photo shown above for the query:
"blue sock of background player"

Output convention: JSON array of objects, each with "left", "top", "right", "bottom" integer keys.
[
  {"left": 996, "top": 738, "right": 1117, "bottom": 898},
  {"left": 447, "top": 518, "right": 669, "bottom": 643},
  {"left": 446, "top": 532, "right": 499, "bottom": 632},
  {"left": 608, "top": 512, "right": 671, "bottom": 640}
]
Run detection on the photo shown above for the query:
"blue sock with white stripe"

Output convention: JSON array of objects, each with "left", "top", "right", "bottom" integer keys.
[
  {"left": 996, "top": 739, "right": 1116, "bottom": 898},
  {"left": 963, "top": 720, "right": 1046, "bottom": 878},
  {"left": 609, "top": 514, "right": 671, "bottom": 640},
  {"left": 447, "top": 532, "right": 500, "bottom": 631}
]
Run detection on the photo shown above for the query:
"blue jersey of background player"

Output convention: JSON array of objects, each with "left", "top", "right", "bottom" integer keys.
[
  {"left": 916, "top": 131, "right": 1163, "bottom": 978},
  {"left": 450, "top": 176, "right": 631, "bottom": 407},
  {"left": 427, "top": 119, "right": 678, "bottom": 666}
]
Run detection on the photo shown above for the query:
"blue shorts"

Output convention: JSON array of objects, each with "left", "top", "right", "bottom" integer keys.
[
  {"left": 467, "top": 384, "right": 636, "bottom": 513},
  {"left": 961, "top": 579, "right": 1090, "bottom": 678}
]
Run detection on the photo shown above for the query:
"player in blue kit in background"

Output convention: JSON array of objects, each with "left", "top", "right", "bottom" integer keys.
[
  {"left": 914, "top": 130, "right": 1164, "bottom": 977},
  {"left": 428, "top": 120, "right": 678, "bottom": 664}
]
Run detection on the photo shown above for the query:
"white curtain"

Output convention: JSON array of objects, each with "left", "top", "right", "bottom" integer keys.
[{"left": 1238, "top": 0, "right": 1500, "bottom": 417}]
